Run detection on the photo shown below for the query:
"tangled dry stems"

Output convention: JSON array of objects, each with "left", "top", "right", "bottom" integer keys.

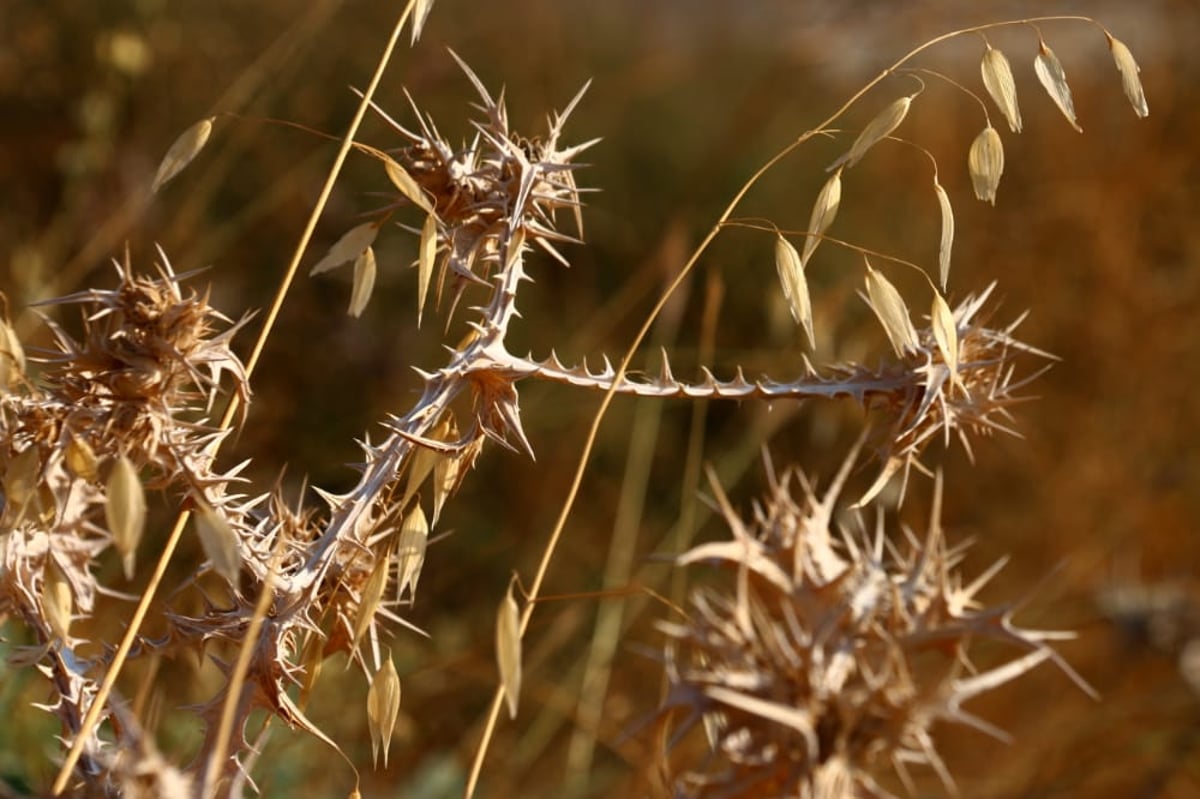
[{"left": 0, "top": 8, "right": 1150, "bottom": 799}]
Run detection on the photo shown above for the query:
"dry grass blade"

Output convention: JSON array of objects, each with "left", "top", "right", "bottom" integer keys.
[
  {"left": 801, "top": 168, "right": 842, "bottom": 267},
  {"left": 774, "top": 235, "right": 816, "bottom": 349},
  {"left": 830, "top": 94, "right": 914, "bottom": 171},
  {"left": 864, "top": 263, "right": 918, "bottom": 357},
  {"left": 193, "top": 499, "right": 242, "bottom": 585},
  {"left": 349, "top": 246, "right": 377, "bottom": 318},
  {"left": 968, "top": 125, "right": 1005, "bottom": 205},
  {"left": 981, "top": 44, "right": 1022, "bottom": 133},
  {"left": 496, "top": 585, "right": 522, "bottom": 719},
  {"left": 310, "top": 222, "right": 379, "bottom": 276},
  {"left": 1034, "top": 40, "right": 1082, "bottom": 132},
  {"left": 1107, "top": 32, "right": 1149, "bottom": 118},
  {"left": 934, "top": 179, "right": 954, "bottom": 289},
  {"left": 367, "top": 657, "right": 401, "bottom": 768},
  {"left": 106, "top": 455, "right": 146, "bottom": 581},
  {"left": 151, "top": 117, "right": 213, "bottom": 193},
  {"left": 417, "top": 213, "right": 437, "bottom": 327}
]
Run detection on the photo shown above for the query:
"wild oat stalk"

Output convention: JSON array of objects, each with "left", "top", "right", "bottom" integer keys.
[{"left": 0, "top": 9, "right": 1149, "bottom": 799}]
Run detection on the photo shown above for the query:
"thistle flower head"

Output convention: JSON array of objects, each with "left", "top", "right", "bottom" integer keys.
[{"left": 657, "top": 451, "right": 1084, "bottom": 797}]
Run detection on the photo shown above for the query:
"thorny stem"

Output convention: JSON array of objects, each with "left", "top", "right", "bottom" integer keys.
[
  {"left": 462, "top": 14, "right": 1096, "bottom": 797},
  {"left": 49, "top": 2, "right": 421, "bottom": 793}
]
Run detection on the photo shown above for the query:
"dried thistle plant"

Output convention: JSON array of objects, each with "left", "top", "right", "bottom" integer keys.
[{"left": 0, "top": 7, "right": 1153, "bottom": 799}]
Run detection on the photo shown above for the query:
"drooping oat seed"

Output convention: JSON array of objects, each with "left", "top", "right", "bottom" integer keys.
[
  {"left": 310, "top": 222, "right": 380, "bottom": 276},
  {"left": 0, "top": 318, "right": 25, "bottom": 391},
  {"left": 417, "top": 213, "right": 438, "bottom": 326},
  {"left": 968, "top": 125, "right": 1005, "bottom": 205},
  {"left": 65, "top": 435, "right": 99, "bottom": 482},
  {"left": 349, "top": 246, "right": 377, "bottom": 318},
  {"left": 801, "top": 168, "right": 842, "bottom": 268},
  {"left": 106, "top": 455, "right": 146, "bottom": 580},
  {"left": 395, "top": 504, "right": 428, "bottom": 600},
  {"left": 981, "top": 44, "right": 1022, "bottom": 133},
  {"left": 353, "top": 545, "right": 392, "bottom": 647},
  {"left": 1034, "top": 40, "right": 1082, "bottom": 132},
  {"left": 830, "top": 94, "right": 914, "bottom": 171},
  {"left": 931, "top": 292, "right": 962, "bottom": 394},
  {"left": 934, "top": 179, "right": 955, "bottom": 289},
  {"left": 496, "top": 584, "right": 522, "bottom": 718},
  {"left": 1106, "top": 32, "right": 1149, "bottom": 118},
  {"left": 864, "top": 263, "right": 918, "bottom": 357},
  {"left": 151, "top": 117, "right": 213, "bottom": 193},
  {"left": 42, "top": 559, "right": 74, "bottom": 641},
  {"left": 383, "top": 156, "right": 435, "bottom": 214},
  {"left": 367, "top": 656, "right": 401, "bottom": 768},
  {"left": 774, "top": 235, "right": 816, "bottom": 350},
  {"left": 4, "top": 446, "right": 41, "bottom": 519},
  {"left": 431, "top": 452, "right": 460, "bottom": 527},
  {"left": 193, "top": 499, "right": 242, "bottom": 585}
]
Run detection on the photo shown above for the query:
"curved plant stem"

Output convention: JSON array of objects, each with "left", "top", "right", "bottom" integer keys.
[
  {"left": 49, "top": 3, "right": 420, "bottom": 793},
  {"left": 461, "top": 14, "right": 1095, "bottom": 798}
]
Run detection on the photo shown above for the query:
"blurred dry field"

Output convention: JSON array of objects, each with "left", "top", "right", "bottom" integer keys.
[{"left": 2, "top": 1, "right": 1199, "bottom": 797}]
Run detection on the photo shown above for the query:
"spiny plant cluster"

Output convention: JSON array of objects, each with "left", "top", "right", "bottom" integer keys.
[{"left": 0, "top": 4, "right": 1148, "bottom": 798}]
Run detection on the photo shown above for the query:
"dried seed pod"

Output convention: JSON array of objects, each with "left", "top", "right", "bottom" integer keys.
[
  {"left": 968, "top": 125, "right": 1005, "bottom": 205},
  {"left": 4, "top": 446, "right": 42, "bottom": 519},
  {"left": 367, "top": 656, "right": 401, "bottom": 768},
  {"left": 1034, "top": 40, "right": 1082, "bottom": 132},
  {"left": 152, "top": 117, "right": 214, "bottom": 193},
  {"left": 864, "top": 263, "right": 918, "bottom": 357},
  {"left": 981, "top": 44, "right": 1022, "bottom": 133},
  {"left": 106, "top": 455, "right": 146, "bottom": 580},
  {"left": 311, "top": 222, "right": 380, "bottom": 276},
  {"left": 934, "top": 179, "right": 955, "bottom": 289},
  {"left": 496, "top": 585, "right": 522, "bottom": 719},
  {"left": 193, "top": 499, "right": 242, "bottom": 585},
  {"left": 348, "top": 246, "right": 377, "bottom": 318},
  {"left": 411, "top": 0, "right": 435, "bottom": 44},
  {"left": 1107, "top": 32, "right": 1149, "bottom": 118},
  {"left": 801, "top": 169, "right": 843, "bottom": 267},
  {"left": 773, "top": 235, "right": 816, "bottom": 350},
  {"left": 831, "top": 94, "right": 914, "bottom": 171}
]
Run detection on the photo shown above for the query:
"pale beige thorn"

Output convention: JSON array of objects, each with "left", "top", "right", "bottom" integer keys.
[
  {"left": 657, "top": 347, "right": 676, "bottom": 385},
  {"left": 410, "top": 0, "right": 435, "bottom": 44}
]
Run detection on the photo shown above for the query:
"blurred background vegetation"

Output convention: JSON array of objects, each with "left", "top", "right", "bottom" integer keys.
[{"left": 2, "top": 1, "right": 1198, "bottom": 796}]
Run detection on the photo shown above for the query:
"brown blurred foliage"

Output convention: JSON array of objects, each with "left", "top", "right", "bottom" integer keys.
[{"left": 2, "top": 1, "right": 1199, "bottom": 797}]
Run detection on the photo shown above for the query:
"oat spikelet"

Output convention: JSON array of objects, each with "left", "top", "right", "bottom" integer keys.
[
  {"left": 800, "top": 168, "right": 842, "bottom": 267},
  {"left": 981, "top": 44, "right": 1022, "bottom": 133},
  {"left": 774, "top": 235, "right": 816, "bottom": 349},
  {"left": 367, "top": 657, "right": 401, "bottom": 767},
  {"left": 829, "top": 94, "right": 914, "bottom": 171},
  {"left": 1106, "top": 32, "right": 1149, "bottom": 118},
  {"left": 152, "top": 117, "right": 214, "bottom": 193},
  {"left": 1034, "top": 39, "right": 1082, "bottom": 132},
  {"left": 496, "top": 584, "right": 522, "bottom": 719},
  {"left": 934, "top": 178, "right": 954, "bottom": 289},
  {"left": 864, "top": 263, "right": 918, "bottom": 357},
  {"left": 968, "top": 125, "right": 1005, "bottom": 205},
  {"left": 349, "top": 246, "right": 377, "bottom": 318}
]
